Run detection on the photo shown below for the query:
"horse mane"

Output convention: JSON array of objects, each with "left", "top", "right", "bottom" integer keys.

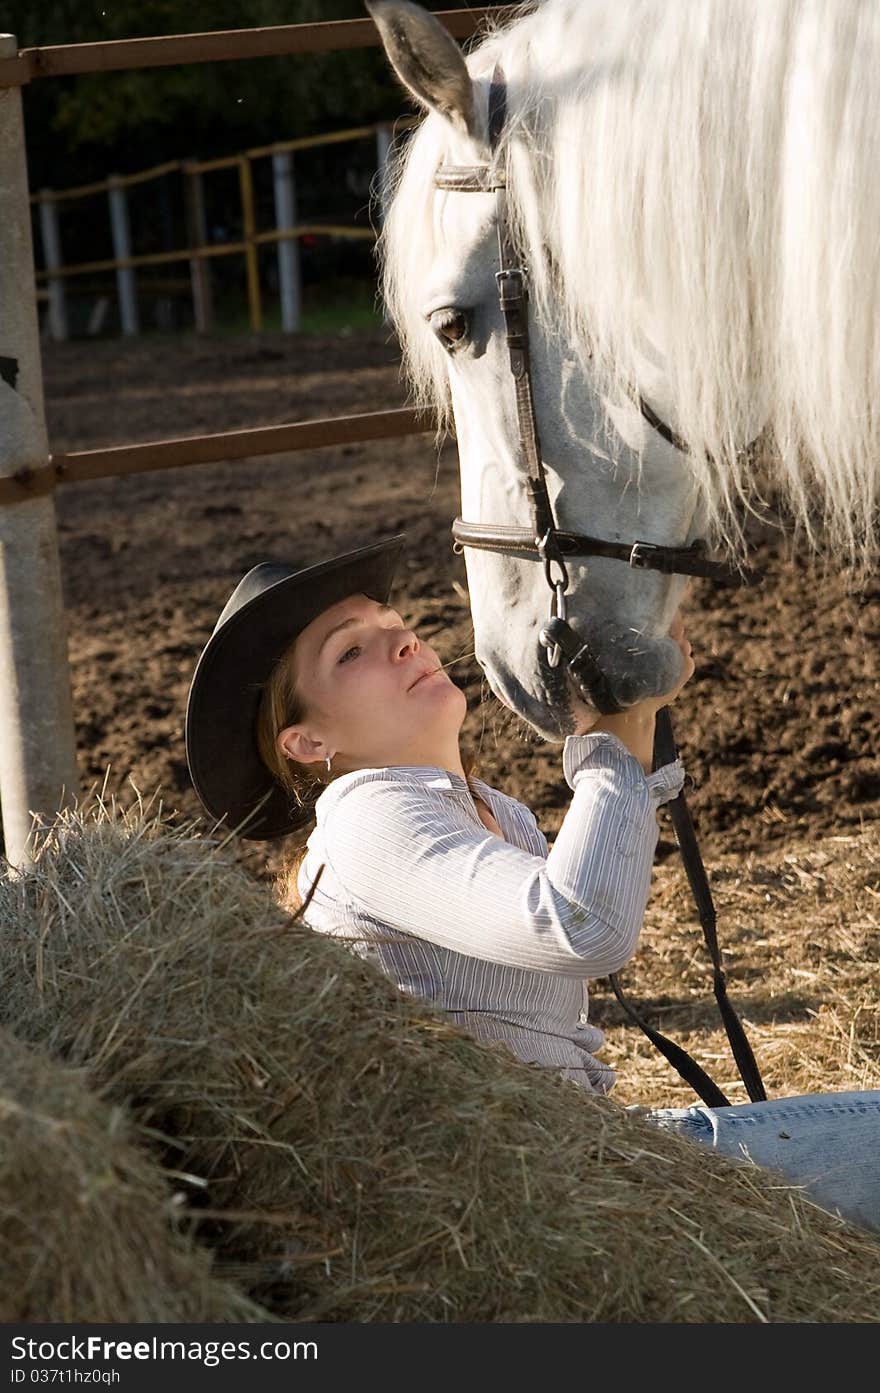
[{"left": 380, "top": 0, "right": 880, "bottom": 570}]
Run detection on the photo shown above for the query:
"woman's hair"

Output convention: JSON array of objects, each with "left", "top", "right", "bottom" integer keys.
[
  {"left": 255, "top": 627, "right": 480, "bottom": 917},
  {"left": 255, "top": 633, "right": 329, "bottom": 917},
  {"left": 255, "top": 631, "right": 325, "bottom": 811}
]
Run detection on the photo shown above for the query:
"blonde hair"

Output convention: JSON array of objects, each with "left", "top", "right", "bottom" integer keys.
[
  {"left": 255, "top": 633, "right": 327, "bottom": 808},
  {"left": 255, "top": 627, "right": 481, "bottom": 916},
  {"left": 255, "top": 633, "right": 333, "bottom": 917}
]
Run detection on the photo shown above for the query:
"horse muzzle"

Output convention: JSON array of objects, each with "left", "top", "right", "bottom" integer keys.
[
  {"left": 539, "top": 615, "right": 683, "bottom": 716},
  {"left": 539, "top": 616, "right": 626, "bottom": 715}
]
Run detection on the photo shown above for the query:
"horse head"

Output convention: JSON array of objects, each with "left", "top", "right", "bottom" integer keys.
[
  {"left": 371, "top": 0, "right": 879, "bottom": 739},
  {"left": 370, "top": 0, "right": 716, "bottom": 738}
]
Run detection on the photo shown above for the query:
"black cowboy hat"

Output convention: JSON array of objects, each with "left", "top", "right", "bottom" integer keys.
[{"left": 185, "top": 535, "right": 406, "bottom": 839}]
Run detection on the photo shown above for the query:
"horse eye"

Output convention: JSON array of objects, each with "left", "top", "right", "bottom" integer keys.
[{"left": 428, "top": 308, "right": 471, "bottom": 351}]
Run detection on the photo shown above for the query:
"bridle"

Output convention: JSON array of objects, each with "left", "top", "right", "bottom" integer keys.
[
  {"left": 434, "top": 67, "right": 767, "bottom": 1108},
  {"left": 436, "top": 69, "right": 760, "bottom": 716}
]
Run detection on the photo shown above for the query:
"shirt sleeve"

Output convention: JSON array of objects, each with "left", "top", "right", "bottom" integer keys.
[
  {"left": 322, "top": 734, "right": 680, "bottom": 978},
  {"left": 563, "top": 731, "right": 685, "bottom": 807}
]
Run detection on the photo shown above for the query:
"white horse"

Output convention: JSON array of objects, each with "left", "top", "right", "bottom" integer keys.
[{"left": 371, "top": 0, "right": 880, "bottom": 740}]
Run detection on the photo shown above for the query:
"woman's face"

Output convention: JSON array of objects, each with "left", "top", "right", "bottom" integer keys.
[{"left": 278, "top": 591, "right": 467, "bottom": 774}]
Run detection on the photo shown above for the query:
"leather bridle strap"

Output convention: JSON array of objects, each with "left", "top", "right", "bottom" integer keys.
[
  {"left": 608, "top": 976, "right": 731, "bottom": 1109},
  {"left": 494, "top": 193, "right": 559, "bottom": 552},
  {"left": 653, "top": 708, "right": 767, "bottom": 1100},
  {"left": 636, "top": 393, "right": 691, "bottom": 457},
  {"left": 452, "top": 518, "right": 760, "bottom": 583},
  {"left": 439, "top": 83, "right": 758, "bottom": 589},
  {"left": 610, "top": 707, "right": 767, "bottom": 1107},
  {"left": 496, "top": 193, "right": 728, "bottom": 586},
  {"left": 488, "top": 73, "right": 566, "bottom": 589}
]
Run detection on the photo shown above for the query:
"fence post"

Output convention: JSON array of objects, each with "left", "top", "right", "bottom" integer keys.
[
  {"left": 272, "top": 149, "right": 301, "bottom": 333},
  {"left": 108, "top": 174, "right": 140, "bottom": 336},
  {"left": 0, "top": 35, "right": 79, "bottom": 869},
  {"left": 183, "top": 160, "right": 213, "bottom": 334},
  {"left": 237, "top": 155, "right": 262, "bottom": 333},
  {"left": 37, "top": 190, "right": 68, "bottom": 342}
]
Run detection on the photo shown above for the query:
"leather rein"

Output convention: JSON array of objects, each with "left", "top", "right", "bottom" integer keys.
[{"left": 434, "top": 67, "right": 766, "bottom": 1108}]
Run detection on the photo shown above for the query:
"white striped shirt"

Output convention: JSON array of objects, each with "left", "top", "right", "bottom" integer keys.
[{"left": 299, "top": 732, "right": 684, "bottom": 1093}]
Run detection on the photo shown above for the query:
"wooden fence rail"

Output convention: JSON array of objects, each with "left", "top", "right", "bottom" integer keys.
[
  {"left": 0, "top": 10, "right": 507, "bottom": 86},
  {"left": 32, "top": 116, "right": 411, "bottom": 336},
  {"left": 28, "top": 121, "right": 408, "bottom": 203},
  {"left": 0, "top": 408, "right": 433, "bottom": 506},
  {"left": 33, "top": 224, "right": 376, "bottom": 281}
]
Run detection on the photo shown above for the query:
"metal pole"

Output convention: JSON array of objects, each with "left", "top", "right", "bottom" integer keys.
[
  {"left": 183, "top": 160, "right": 213, "bottom": 333},
  {"left": 272, "top": 149, "right": 301, "bottom": 332},
  {"left": 37, "top": 190, "right": 68, "bottom": 341},
  {"left": 0, "top": 35, "right": 78, "bottom": 869},
  {"left": 107, "top": 174, "right": 139, "bottom": 336}
]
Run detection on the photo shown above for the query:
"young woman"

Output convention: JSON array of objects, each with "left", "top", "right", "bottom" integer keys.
[{"left": 186, "top": 534, "right": 880, "bottom": 1232}]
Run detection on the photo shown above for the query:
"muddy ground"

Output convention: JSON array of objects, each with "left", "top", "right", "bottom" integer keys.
[{"left": 43, "top": 329, "right": 879, "bottom": 882}]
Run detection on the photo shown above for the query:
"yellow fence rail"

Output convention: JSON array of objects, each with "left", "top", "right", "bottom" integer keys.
[
  {"left": 29, "top": 119, "right": 414, "bottom": 203},
  {"left": 33, "top": 224, "right": 375, "bottom": 282},
  {"left": 33, "top": 116, "right": 414, "bottom": 335}
]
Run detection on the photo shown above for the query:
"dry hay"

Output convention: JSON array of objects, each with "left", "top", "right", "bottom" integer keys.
[
  {"left": 1, "top": 798, "right": 879, "bottom": 1324},
  {"left": 0, "top": 1026, "right": 269, "bottom": 1323}
]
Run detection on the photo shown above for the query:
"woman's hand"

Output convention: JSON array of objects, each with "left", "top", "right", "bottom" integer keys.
[
  {"left": 570, "top": 613, "right": 696, "bottom": 770},
  {"left": 648, "top": 610, "right": 695, "bottom": 712}
]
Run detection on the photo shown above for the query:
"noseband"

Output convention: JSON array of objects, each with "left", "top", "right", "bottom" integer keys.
[{"left": 436, "top": 68, "right": 760, "bottom": 714}]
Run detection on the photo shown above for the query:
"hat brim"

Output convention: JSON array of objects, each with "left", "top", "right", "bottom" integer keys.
[{"left": 185, "top": 535, "right": 405, "bottom": 839}]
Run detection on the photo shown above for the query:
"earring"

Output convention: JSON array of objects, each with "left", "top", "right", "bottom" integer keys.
[{"left": 325, "top": 754, "right": 332, "bottom": 775}]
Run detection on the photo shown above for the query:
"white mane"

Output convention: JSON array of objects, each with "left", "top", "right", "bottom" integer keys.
[{"left": 380, "top": 0, "right": 880, "bottom": 568}]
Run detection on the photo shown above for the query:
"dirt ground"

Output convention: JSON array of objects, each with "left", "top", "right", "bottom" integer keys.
[{"left": 43, "top": 329, "right": 879, "bottom": 888}]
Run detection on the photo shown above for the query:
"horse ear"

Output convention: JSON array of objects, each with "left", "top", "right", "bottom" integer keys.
[{"left": 366, "top": 0, "right": 480, "bottom": 142}]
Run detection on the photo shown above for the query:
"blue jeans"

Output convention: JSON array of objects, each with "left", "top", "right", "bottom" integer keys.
[{"left": 634, "top": 1091, "right": 880, "bottom": 1232}]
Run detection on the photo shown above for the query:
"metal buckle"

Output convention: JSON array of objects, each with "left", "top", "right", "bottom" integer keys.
[
  {"left": 628, "top": 541, "right": 659, "bottom": 569},
  {"left": 495, "top": 267, "right": 526, "bottom": 302},
  {"left": 434, "top": 165, "right": 506, "bottom": 192},
  {"left": 536, "top": 531, "right": 569, "bottom": 595}
]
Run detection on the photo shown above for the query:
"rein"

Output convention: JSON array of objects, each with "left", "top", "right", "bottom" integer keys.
[{"left": 435, "top": 66, "right": 766, "bottom": 1108}]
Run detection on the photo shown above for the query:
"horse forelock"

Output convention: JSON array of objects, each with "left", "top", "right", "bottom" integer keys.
[{"left": 380, "top": 0, "right": 880, "bottom": 572}]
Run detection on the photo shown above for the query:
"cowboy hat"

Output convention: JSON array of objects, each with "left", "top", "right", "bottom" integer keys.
[{"left": 185, "top": 534, "right": 406, "bottom": 839}]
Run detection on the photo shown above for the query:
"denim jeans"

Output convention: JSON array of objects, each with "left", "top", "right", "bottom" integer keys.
[{"left": 634, "top": 1091, "right": 880, "bottom": 1232}]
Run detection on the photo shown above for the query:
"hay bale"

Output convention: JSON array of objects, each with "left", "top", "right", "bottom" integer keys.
[
  {"left": 1, "top": 798, "right": 879, "bottom": 1323},
  {"left": 0, "top": 1027, "right": 268, "bottom": 1322}
]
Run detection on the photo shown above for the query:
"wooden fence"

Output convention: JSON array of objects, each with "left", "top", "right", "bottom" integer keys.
[
  {"left": 0, "top": 8, "right": 510, "bottom": 867},
  {"left": 33, "top": 118, "right": 412, "bottom": 338}
]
